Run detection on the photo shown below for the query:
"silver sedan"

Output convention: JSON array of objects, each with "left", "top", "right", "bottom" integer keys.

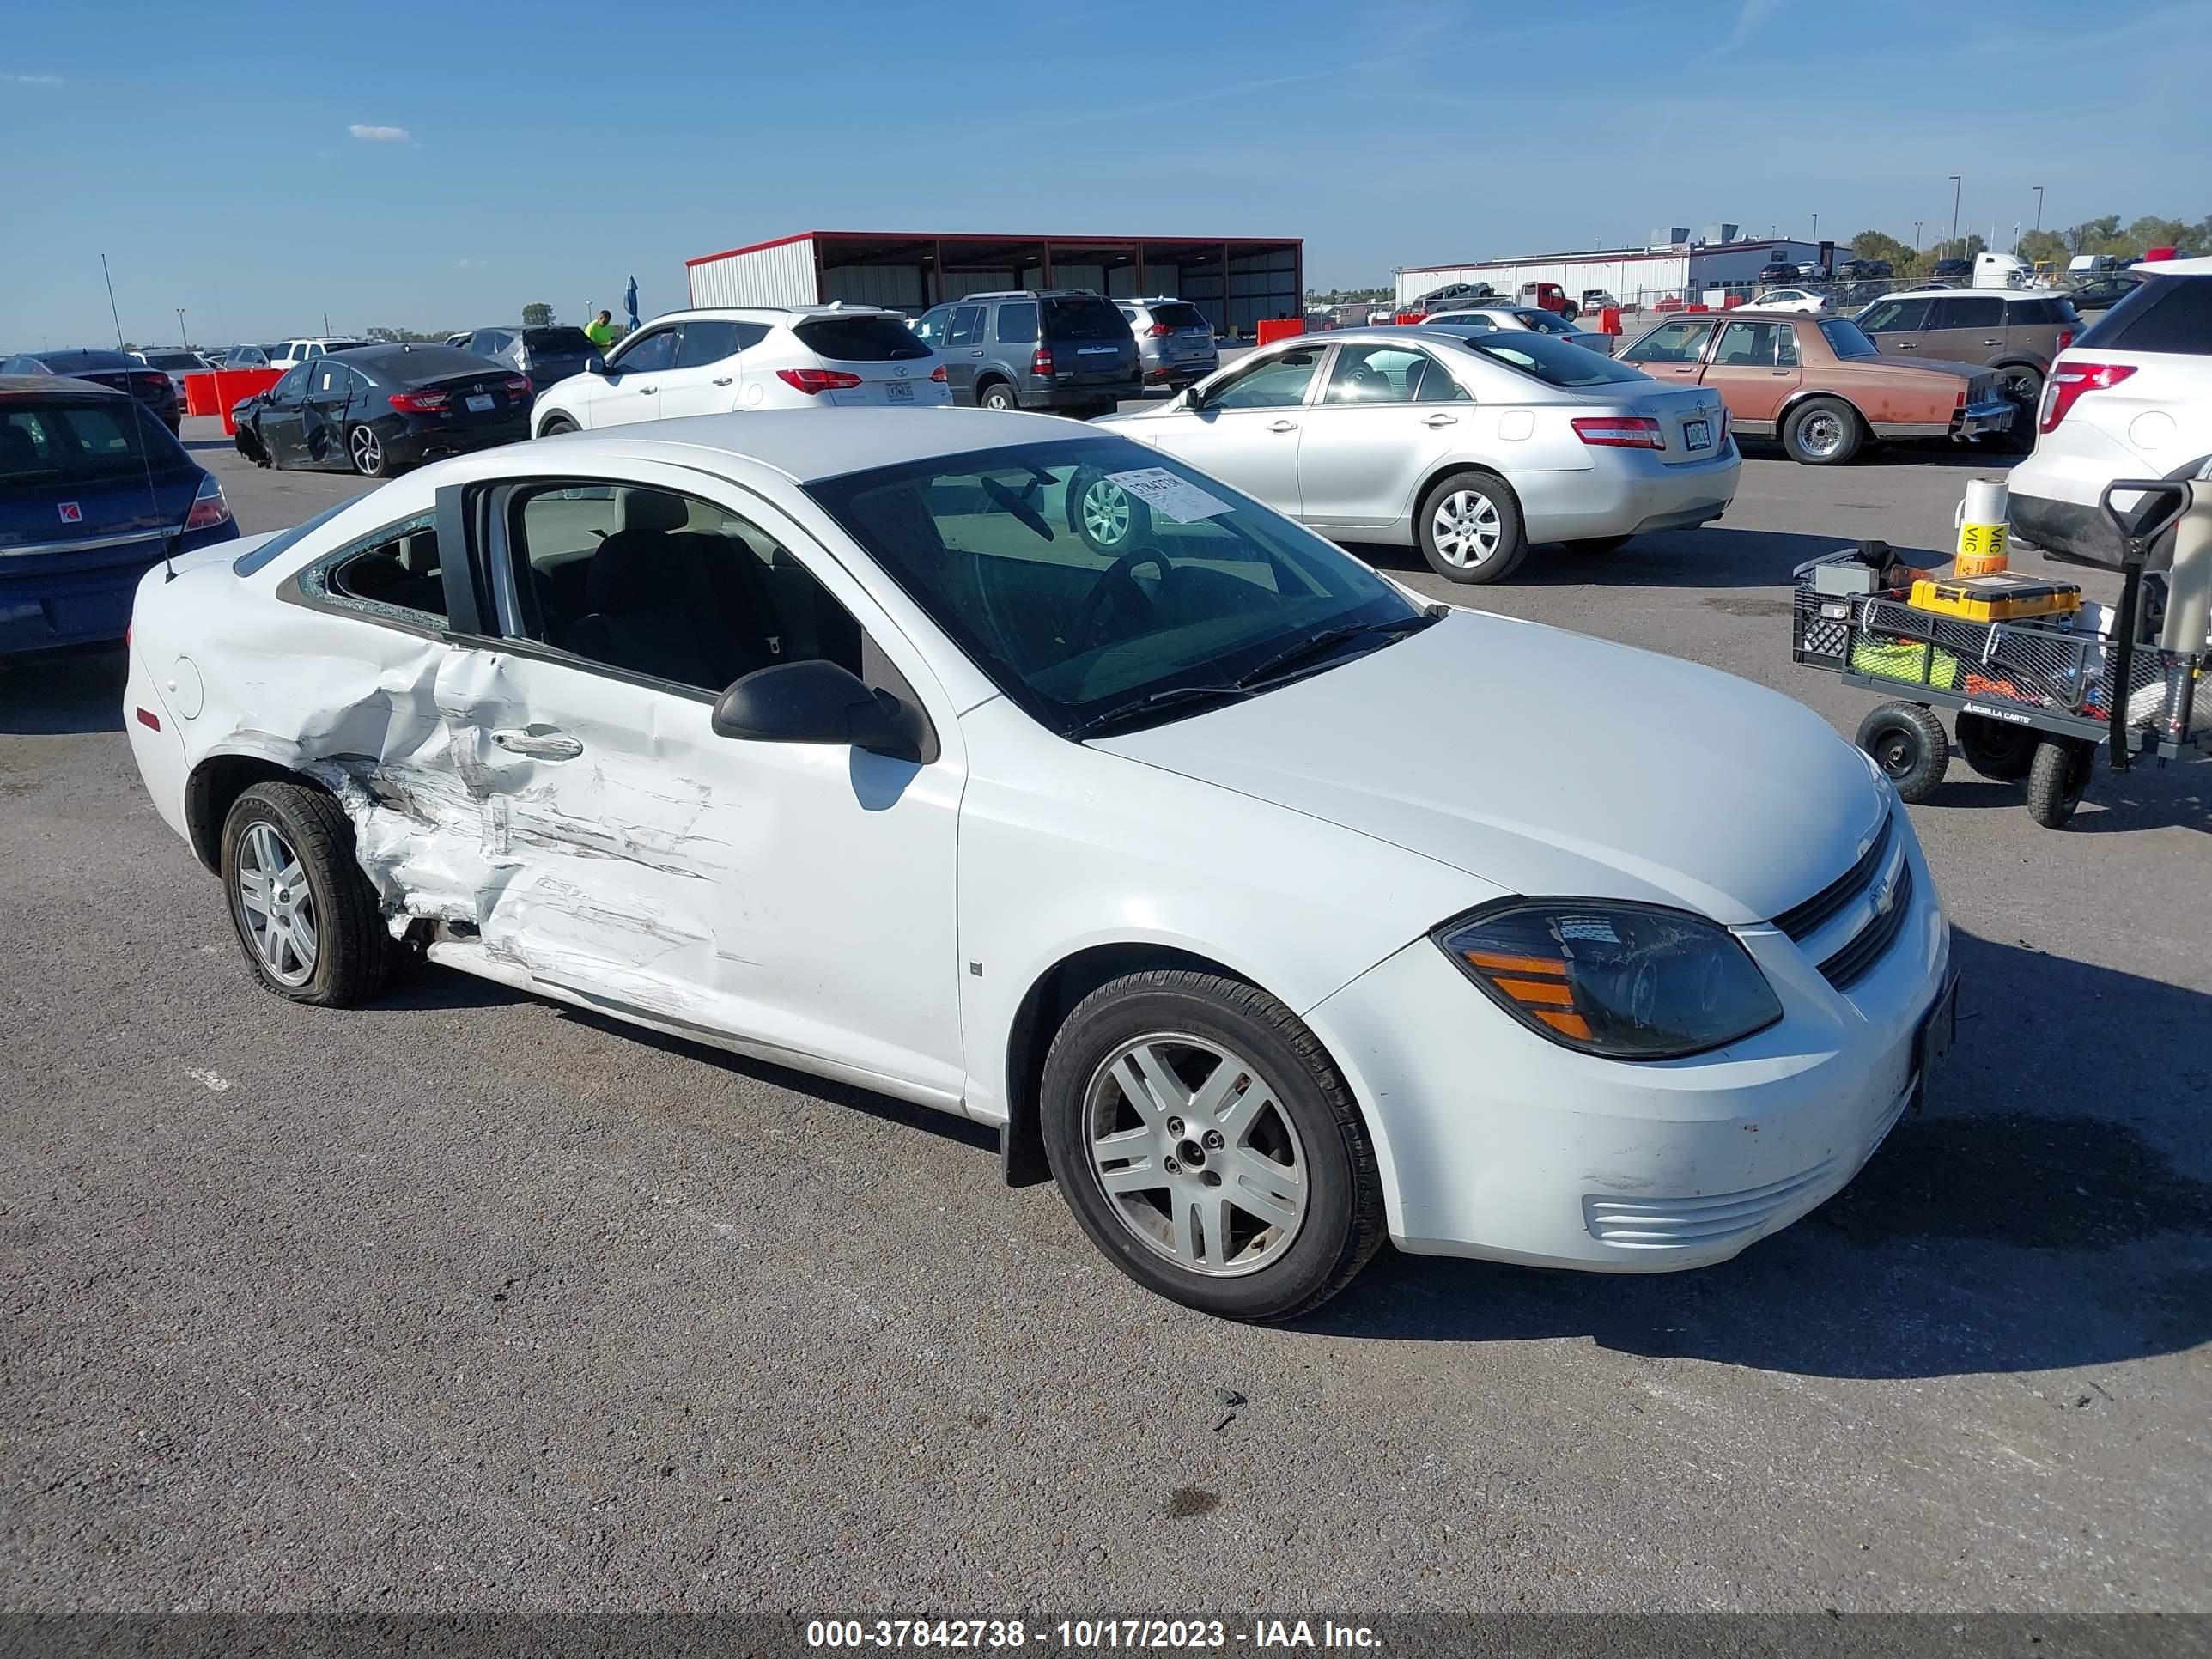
[
  {"left": 1094, "top": 328, "right": 1740, "bottom": 584},
  {"left": 1424, "top": 305, "right": 1620, "bottom": 356}
]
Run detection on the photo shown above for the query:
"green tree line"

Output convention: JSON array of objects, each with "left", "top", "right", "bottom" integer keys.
[{"left": 1848, "top": 214, "right": 2206, "bottom": 277}]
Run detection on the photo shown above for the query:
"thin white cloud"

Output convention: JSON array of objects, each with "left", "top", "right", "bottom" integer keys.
[
  {"left": 349, "top": 123, "right": 410, "bottom": 142},
  {"left": 1722, "top": 0, "right": 1785, "bottom": 51},
  {"left": 458, "top": 258, "right": 484, "bottom": 270},
  {"left": 5, "top": 72, "right": 65, "bottom": 85}
]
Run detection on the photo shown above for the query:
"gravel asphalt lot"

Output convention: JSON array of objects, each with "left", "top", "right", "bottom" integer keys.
[{"left": 3, "top": 413, "right": 2208, "bottom": 1617}]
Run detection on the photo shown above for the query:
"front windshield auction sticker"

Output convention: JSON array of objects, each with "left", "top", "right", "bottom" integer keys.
[{"left": 1106, "top": 468, "right": 1233, "bottom": 524}]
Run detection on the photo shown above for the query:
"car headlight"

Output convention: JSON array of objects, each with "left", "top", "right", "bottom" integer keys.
[{"left": 1432, "top": 901, "right": 1783, "bottom": 1060}]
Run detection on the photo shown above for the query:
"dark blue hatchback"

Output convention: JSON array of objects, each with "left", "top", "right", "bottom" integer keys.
[{"left": 1, "top": 374, "right": 237, "bottom": 655}]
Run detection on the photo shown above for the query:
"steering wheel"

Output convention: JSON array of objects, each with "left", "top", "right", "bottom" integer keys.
[{"left": 1069, "top": 550, "right": 1170, "bottom": 655}]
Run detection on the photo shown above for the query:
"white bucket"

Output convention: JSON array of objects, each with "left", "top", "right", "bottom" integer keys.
[{"left": 1954, "top": 477, "right": 2011, "bottom": 575}]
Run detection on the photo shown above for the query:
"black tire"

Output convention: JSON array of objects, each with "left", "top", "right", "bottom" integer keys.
[
  {"left": 221, "top": 781, "right": 402, "bottom": 1006},
  {"left": 1782, "top": 396, "right": 1863, "bottom": 465},
  {"left": 1955, "top": 711, "right": 2036, "bottom": 781},
  {"left": 1994, "top": 366, "right": 2044, "bottom": 452},
  {"left": 1039, "top": 969, "right": 1386, "bottom": 1322},
  {"left": 1417, "top": 469, "right": 1528, "bottom": 585},
  {"left": 536, "top": 414, "right": 579, "bottom": 438},
  {"left": 347, "top": 422, "right": 391, "bottom": 478},
  {"left": 1066, "top": 466, "right": 1152, "bottom": 555},
  {"left": 1562, "top": 535, "right": 1633, "bottom": 555},
  {"left": 1855, "top": 701, "right": 1949, "bottom": 802},
  {"left": 2026, "top": 738, "right": 2094, "bottom": 829},
  {"left": 979, "top": 380, "right": 1020, "bottom": 411},
  {"left": 236, "top": 423, "right": 271, "bottom": 468}
]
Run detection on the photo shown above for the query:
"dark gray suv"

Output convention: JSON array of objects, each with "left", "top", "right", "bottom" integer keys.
[
  {"left": 912, "top": 290, "right": 1140, "bottom": 416},
  {"left": 457, "top": 325, "right": 600, "bottom": 408},
  {"left": 1853, "top": 288, "right": 2081, "bottom": 417}
]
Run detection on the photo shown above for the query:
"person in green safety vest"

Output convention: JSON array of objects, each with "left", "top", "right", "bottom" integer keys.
[{"left": 584, "top": 310, "right": 617, "bottom": 350}]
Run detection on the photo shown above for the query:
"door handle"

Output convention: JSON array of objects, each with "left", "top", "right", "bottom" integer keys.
[
  {"left": 969, "top": 349, "right": 984, "bottom": 356},
  {"left": 1268, "top": 419, "right": 1299, "bottom": 433},
  {"left": 1771, "top": 368, "right": 1792, "bottom": 376},
  {"left": 1893, "top": 342, "right": 1915, "bottom": 350},
  {"left": 491, "top": 726, "right": 584, "bottom": 761},
  {"left": 1980, "top": 338, "right": 2002, "bottom": 346},
  {"left": 713, "top": 376, "right": 735, "bottom": 386},
  {"left": 1423, "top": 413, "right": 1458, "bottom": 427}
]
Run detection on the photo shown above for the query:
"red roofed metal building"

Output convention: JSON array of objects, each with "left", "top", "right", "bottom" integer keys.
[{"left": 685, "top": 230, "right": 1303, "bottom": 339}]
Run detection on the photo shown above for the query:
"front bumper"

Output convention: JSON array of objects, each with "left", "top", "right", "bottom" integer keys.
[
  {"left": 1305, "top": 826, "right": 1950, "bottom": 1271},
  {"left": 1516, "top": 441, "right": 1741, "bottom": 543}
]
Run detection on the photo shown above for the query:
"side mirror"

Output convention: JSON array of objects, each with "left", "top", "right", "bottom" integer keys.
[
  {"left": 711, "top": 659, "right": 933, "bottom": 764},
  {"left": 585, "top": 354, "right": 611, "bottom": 376}
]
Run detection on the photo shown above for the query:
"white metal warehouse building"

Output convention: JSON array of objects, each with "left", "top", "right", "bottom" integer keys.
[
  {"left": 686, "top": 230, "right": 1304, "bottom": 337},
  {"left": 1396, "top": 228, "right": 1832, "bottom": 310}
]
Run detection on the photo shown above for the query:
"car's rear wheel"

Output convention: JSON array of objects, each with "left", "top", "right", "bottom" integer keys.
[
  {"left": 1783, "top": 397, "right": 1863, "bottom": 465},
  {"left": 1040, "top": 969, "right": 1385, "bottom": 1322},
  {"left": 1995, "top": 366, "right": 2043, "bottom": 449},
  {"left": 1418, "top": 470, "right": 1527, "bottom": 584},
  {"left": 221, "top": 782, "right": 401, "bottom": 1006},
  {"left": 347, "top": 422, "right": 390, "bottom": 477},
  {"left": 536, "top": 414, "right": 578, "bottom": 438},
  {"left": 980, "top": 380, "right": 1019, "bottom": 411}
]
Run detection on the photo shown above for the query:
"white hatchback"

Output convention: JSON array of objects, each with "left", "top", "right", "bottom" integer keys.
[
  {"left": 122, "top": 410, "right": 1948, "bottom": 1320},
  {"left": 531, "top": 306, "right": 948, "bottom": 435}
]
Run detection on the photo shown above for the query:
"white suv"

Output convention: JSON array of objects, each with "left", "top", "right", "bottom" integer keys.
[
  {"left": 530, "top": 305, "right": 947, "bottom": 435},
  {"left": 2008, "top": 272, "right": 2212, "bottom": 567},
  {"left": 268, "top": 337, "right": 371, "bottom": 370}
]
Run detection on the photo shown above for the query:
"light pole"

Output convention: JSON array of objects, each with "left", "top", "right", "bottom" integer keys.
[
  {"left": 2033, "top": 185, "right": 2045, "bottom": 232},
  {"left": 1811, "top": 211, "right": 1819, "bottom": 244},
  {"left": 1948, "top": 174, "right": 1962, "bottom": 258},
  {"left": 174, "top": 307, "right": 187, "bottom": 347}
]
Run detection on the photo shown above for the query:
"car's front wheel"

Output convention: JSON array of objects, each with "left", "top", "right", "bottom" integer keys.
[
  {"left": 221, "top": 781, "right": 402, "bottom": 1006},
  {"left": 1040, "top": 969, "right": 1385, "bottom": 1321},
  {"left": 348, "top": 422, "right": 391, "bottom": 477},
  {"left": 1418, "top": 470, "right": 1528, "bottom": 584}
]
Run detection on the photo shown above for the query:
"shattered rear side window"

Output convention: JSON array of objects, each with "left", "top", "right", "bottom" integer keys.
[{"left": 299, "top": 513, "right": 448, "bottom": 627}]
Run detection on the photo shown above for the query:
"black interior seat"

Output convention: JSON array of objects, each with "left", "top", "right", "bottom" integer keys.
[{"left": 564, "top": 489, "right": 776, "bottom": 689}]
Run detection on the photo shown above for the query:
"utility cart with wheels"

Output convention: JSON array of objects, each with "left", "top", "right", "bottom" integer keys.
[{"left": 1790, "top": 477, "right": 2211, "bottom": 829}]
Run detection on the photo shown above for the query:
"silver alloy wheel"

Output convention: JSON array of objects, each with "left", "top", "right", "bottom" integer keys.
[
  {"left": 984, "top": 385, "right": 1016, "bottom": 410},
  {"left": 1430, "top": 488, "right": 1503, "bottom": 568},
  {"left": 1081, "top": 1033, "right": 1309, "bottom": 1278},
  {"left": 234, "top": 821, "right": 318, "bottom": 987},
  {"left": 1799, "top": 410, "right": 1847, "bottom": 459},
  {"left": 1080, "top": 477, "right": 1133, "bottom": 547},
  {"left": 349, "top": 424, "right": 382, "bottom": 473}
]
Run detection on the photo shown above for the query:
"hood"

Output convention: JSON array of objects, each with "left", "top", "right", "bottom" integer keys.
[{"left": 1094, "top": 611, "right": 1886, "bottom": 926}]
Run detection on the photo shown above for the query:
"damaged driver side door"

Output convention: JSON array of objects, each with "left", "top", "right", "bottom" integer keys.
[{"left": 426, "top": 465, "right": 969, "bottom": 1110}]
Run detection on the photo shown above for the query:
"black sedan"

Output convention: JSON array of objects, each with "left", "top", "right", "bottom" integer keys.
[
  {"left": 0, "top": 349, "right": 181, "bottom": 434},
  {"left": 231, "top": 345, "right": 532, "bottom": 477}
]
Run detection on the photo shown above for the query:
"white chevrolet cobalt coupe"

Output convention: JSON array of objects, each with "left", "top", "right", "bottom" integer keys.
[{"left": 123, "top": 410, "right": 1952, "bottom": 1319}]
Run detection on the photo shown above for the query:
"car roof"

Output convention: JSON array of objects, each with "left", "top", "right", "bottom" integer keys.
[
  {"left": 0, "top": 373, "right": 128, "bottom": 399},
  {"left": 1881, "top": 285, "right": 2047, "bottom": 301},
  {"left": 648, "top": 304, "right": 896, "bottom": 325},
  {"left": 416, "top": 407, "right": 1115, "bottom": 491}
]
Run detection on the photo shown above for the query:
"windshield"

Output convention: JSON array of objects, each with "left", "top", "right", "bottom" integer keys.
[
  {"left": 807, "top": 437, "right": 1424, "bottom": 738},
  {"left": 1449, "top": 332, "right": 1647, "bottom": 387},
  {"left": 1516, "top": 310, "right": 1577, "bottom": 334},
  {"left": 1820, "top": 319, "right": 1881, "bottom": 359}
]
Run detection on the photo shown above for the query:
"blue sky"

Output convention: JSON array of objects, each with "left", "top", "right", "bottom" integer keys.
[{"left": 3, "top": 0, "right": 2203, "bottom": 347}]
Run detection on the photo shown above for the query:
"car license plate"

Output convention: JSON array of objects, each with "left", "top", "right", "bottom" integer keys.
[
  {"left": 1915, "top": 975, "right": 1958, "bottom": 1109},
  {"left": 1684, "top": 418, "right": 1711, "bottom": 450},
  {"left": 465, "top": 392, "right": 495, "bottom": 413},
  {"left": 884, "top": 380, "right": 915, "bottom": 403}
]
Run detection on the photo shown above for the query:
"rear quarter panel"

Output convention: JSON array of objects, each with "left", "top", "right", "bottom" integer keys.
[{"left": 1824, "top": 360, "right": 1962, "bottom": 427}]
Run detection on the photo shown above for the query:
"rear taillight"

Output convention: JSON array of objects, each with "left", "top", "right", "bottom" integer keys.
[
  {"left": 505, "top": 375, "right": 532, "bottom": 400},
  {"left": 183, "top": 473, "right": 230, "bottom": 531},
  {"left": 1146, "top": 323, "right": 1174, "bottom": 337},
  {"left": 1715, "top": 405, "right": 1730, "bottom": 443},
  {"left": 389, "top": 389, "right": 450, "bottom": 414},
  {"left": 1571, "top": 416, "right": 1665, "bottom": 449},
  {"left": 775, "top": 368, "right": 864, "bottom": 395},
  {"left": 1032, "top": 347, "right": 1055, "bottom": 376},
  {"left": 930, "top": 364, "right": 947, "bottom": 382},
  {"left": 2039, "top": 361, "right": 2136, "bottom": 434},
  {"left": 134, "top": 373, "right": 170, "bottom": 398},
  {"left": 2056, "top": 330, "right": 2074, "bottom": 352}
]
